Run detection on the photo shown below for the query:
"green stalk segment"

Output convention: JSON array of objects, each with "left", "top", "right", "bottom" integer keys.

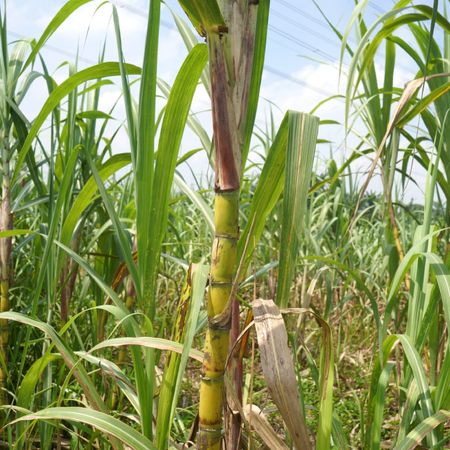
[
  {"left": 198, "top": 191, "right": 239, "bottom": 449},
  {"left": 0, "top": 149, "right": 11, "bottom": 407}
]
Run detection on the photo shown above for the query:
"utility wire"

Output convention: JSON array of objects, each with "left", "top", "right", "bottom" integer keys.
[
  {"left": 271, "top": 2, "right": 414, "bottom": 77},
  {"left": 10, "top": 2, "right": 411, "bottom": 106},
  {"left": 270, "top": 9, "right": 333, "bottom": 44},
  {"left": 268, "top": 23, "right": 339, "bottom": 64},
  {"left": 276, "top": 0, "right": 330, "bottom": 30},
  {"left": 10, "top": 26, "right": 337, "bottom": 101},
  {"left": 8, "top": 30, "right": 95, "bottom": 65},
  {"left": 115, "top": 2, "right": 343, "bottom": 98},
  {"left": 368, "top": 1, "right": 385, "bottom": 15},
  {"left": 264, "top": 65, "right": 335, "bottom": 97}
]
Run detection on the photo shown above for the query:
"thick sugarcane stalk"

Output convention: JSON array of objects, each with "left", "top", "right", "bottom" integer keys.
[
  {"left": 198, "top": 2, "right": 260, "bottom": 447},
  {"left": 197, "top": 30, "right": 241, "bottom": 448},
  {"left": 0, "top": 143, "right": 11, "bottom": 407},
  {"left": 198, "top": 192, "right": 239, "bottom": 449}
]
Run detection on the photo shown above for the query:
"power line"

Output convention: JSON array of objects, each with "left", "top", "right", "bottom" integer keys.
[
  {"left": 270, "top": 2, "right": 416, "bottom": 79},
  {"left": 8, "top": 30, "right": 95, "bottom": 65},
  {"left": 113, "top": 1, "right": 174, "bottom": 30},
  {"left": 276, "top": 0, "right": 330, "bottom": 30},
  {"left": 118, "top": 1, "right": 343, "bottom": 68},
  {"left": 368, "top": 1, "right": 385, "bottom": 15},
  {"left": 10, "top": 26, "right": 337, "bottom": 102},
  {"left": 270, "top": 9, "right": 333, "bottom": 44},
  {"left": 115, "top": 2, "right": 343, "bottom": 99},
  {"left": 8, "top": 2, "right": 412, "bottom": 110},
  {"left": 264, "top": 65, "right": 335, "bottom": 97},
  {"left": 268, "top": 24, "right": 337, "bottom": 64}
]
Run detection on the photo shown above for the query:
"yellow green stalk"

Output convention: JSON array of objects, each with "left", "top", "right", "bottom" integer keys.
[
  {"left": 194, "top": 1, "right": 264, "bottom": 446},
  {"left": 0, "top": 143, "right": 11, "bottom": 408},
  {"left": 198, "top": 192, "right": 239, "bottom": 449}
]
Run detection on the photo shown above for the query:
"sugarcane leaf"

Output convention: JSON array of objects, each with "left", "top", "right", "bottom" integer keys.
[
  {"left": 21, "top": 0, "right": 94, "bottom": 73},
  {"left": 178, "top": 0, "right": 225, "bottom": 36},
  {"left": 83, "top": 146, "right": 140, "bottom": 300},
  {"left": 156, "top": 269, "right": 193, "bottom": 448},
  {"left": 170, "top": 9, "right": 211, "bottom": 95},
  {"left": 276, "top": 111, "right": 319, "bottom": 308},
  {"left": 369, "top": 334, "right": 437, "bottom": 447},
  {"left": 393, "top": 410, "right": 450, "bottom": 450},
  {"left": 112, "top": 5, "right": 138, "bottom": 163},
  {"left": 435, "top": 349, "right": 450, "bottom": 410},
  {"left": 242, "top": 0, "right": 270, "bottom": 166},
  {"left": 143, "top": 43, "right": 207, "bottom": 317},
  {"left": 17, "top": 353, "right": 61, "bottom": 409},
  {"left": 77, "top": 352, "right": 140, "bottom": 414},
  {"left": 76, "top": 110, "right": 113, "bottom": 120},
  {"left": 397, "top": 79, "right": 450, "bottom": 127},
  {"left": 0, "top": 312, "right": 106, "bottom": 412},
  {"left": 12, "top": 62, "right": 141, "bottom": 185},
  {"left": 174, "top": 173, "right": 214, "bottom": 233},
  {"left": 0, "top": 229, "right": 33, "bottom": 238},
  {"left": 11, "top": 407, "right": 155, "bottom": 450},
  {"left": 243, "top": 404, "right": 290, "bottom": 450},
  {"left": 156, "top": 263, "right": 208, "bottom": 448},
  {"left": 281, "top": 307, "right": 334, "bottom": 450},
  {"left": 367, "top": 362, "right": 395, "bottom": 450},
  {"left": 60, "top": 153, "right": 131, "bottom": 248},
  {"left": 353, "top": 72, "right": 450, "bottom": 222},
  {"left": 23, "top": 144, "right": 80, "bottom": 332},
  {"left": 90, "top": 337, "right": 203, "bottom": 363},
  {"left": 238, "top": 114, "right": 289, "bottom": 275}
]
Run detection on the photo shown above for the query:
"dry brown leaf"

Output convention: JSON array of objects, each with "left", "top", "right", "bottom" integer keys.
[
  {"left": 252, "top": 298, "right": 311, "bottom": 450},
  {"left": 243, "top": 404, "right": 290, "bottom": 450}
]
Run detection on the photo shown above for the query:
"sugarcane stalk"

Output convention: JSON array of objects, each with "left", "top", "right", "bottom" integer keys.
[
  {"left": 0, "top": 139, "right": 11, "bottom": 407},
  {"left": 198, "top": 192, "right": 239, "bottom": 449},
  {"left": 198, "top": 1, "right": 259, "bottom": 442},
  {"left": 110, "top": 274, "right": 136, "bottom": 410},
  {"left": 60, "top": 230, "right": 81, "bottom": 324}
]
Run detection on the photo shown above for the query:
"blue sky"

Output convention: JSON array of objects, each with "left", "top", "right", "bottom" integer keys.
[{"left": 6, "top": 0, "right": 436, "bottom": 200}]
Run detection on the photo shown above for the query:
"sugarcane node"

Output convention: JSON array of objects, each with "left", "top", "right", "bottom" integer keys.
[
  {"left": 214, "top": 182, "right": 240, "bottom": 193},
  {"left": 198, "top": 426, "right": 223, "bottom": 436},
  {"left": 214, "top": 233, "right": 237, "bottom": 241},
  {"left": 208, "top": 320, "right": 231, "bottom": 331},
  {"left": 208, "top": 306, "right": 232, "bottom": 329},
  {"left": 216, "top": 190, "right": 239, "bottom": 198},
  {"left": 201, "top": 374, "right": 225, "bottom": 384},
  {"left": 217, "top": 25, "right": 229, "bottom": 35},
  {"left": 210, "top": 280, "right": 233, "bottom": 287}
]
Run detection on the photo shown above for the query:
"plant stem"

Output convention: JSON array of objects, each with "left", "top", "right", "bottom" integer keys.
[
  {"left": 0, "top": 140, "right": 11, "bottom": 408},
  {"left": 198, "top": 191, "right": 239, "bottom": 449},
  {"left": 197, "top": 1, "right": 264, "bottom": 445}
]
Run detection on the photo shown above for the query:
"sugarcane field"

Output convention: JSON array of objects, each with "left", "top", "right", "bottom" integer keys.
[{"left": 0, "top": 0, "right": 449, "bottom": 449}]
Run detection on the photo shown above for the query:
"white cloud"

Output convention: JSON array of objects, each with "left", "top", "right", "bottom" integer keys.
[
  {"left": 260, "top": 62, "right": 343, "bottom": 119},
  {"left": 37, "top": 1, "right": 145, "bottom": 38}
]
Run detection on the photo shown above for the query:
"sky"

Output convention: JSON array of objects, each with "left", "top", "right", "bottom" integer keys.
[{"left": 5, "top": 0, "right": 437, "bottom": 202}]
